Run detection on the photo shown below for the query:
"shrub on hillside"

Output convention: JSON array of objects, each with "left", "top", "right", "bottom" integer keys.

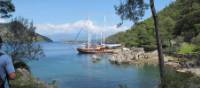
[
  {"left": 162, "top": 68, "right": 200, "bottom": 88},
  {"left": 177, "top": 43, "right": 196, "bottom": 54}
]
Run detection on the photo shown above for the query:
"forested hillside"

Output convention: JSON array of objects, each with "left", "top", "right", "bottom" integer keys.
[
  {"left": 0, "top": 23, "right": 53, "bottom": 42},
  {"left": 107, "top": 0, "right": 200, "bottom": 53}
]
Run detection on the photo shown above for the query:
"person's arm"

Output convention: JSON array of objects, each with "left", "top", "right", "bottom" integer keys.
[{"left": 5, "top": 55, "right": 16, "bottom": 80}]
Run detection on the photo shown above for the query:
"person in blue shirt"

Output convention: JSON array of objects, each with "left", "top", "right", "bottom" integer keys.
[{"left": 0, "top": 37, "right": 16, "bottom": 88}]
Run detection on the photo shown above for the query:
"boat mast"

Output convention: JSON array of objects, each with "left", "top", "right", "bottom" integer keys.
[
  {"left": 100, "top": 32, "right": 103, "bottom": 45},
  {"left": 103, "top": 16, "right": 106, "bottom": 45},
  {"left": 88, "top": 31, "right": 91, "bottom": 48},
  {"left": 87, "top": 18, "right": 91, "bottom": 48}
]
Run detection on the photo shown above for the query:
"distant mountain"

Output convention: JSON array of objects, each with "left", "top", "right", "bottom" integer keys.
[
  {"left": 47, "top": 30, "right": 105, "bottom": 42},
  {"left": 35, "top": 33, "right": 53, "bottom": 42},
  {"left": 0, "top": 23, "right": 53, "bottom": 42}
]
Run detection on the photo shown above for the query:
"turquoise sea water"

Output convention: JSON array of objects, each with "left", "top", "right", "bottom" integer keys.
[{"left": 27, "top": 42, "right": 160, "bottom": 88}]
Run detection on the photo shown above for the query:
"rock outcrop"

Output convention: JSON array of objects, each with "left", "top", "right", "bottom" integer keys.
[
  {"left": 109, "top": 47, "right": 158, "bottom": 64},
  {"left": 109, "top": 47, "right": 185, "bottom": 67}
]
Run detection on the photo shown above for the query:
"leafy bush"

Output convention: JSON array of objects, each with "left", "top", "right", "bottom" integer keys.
[
  {"left": 2, "top": 17, "right": 44, "bottom": 62},
  {"left": 10, "top": 70, "right": 57, "bottom": 88},
  {"left": 192, "top": 33, "right": 200, "bottom": 45},
  {"left": 193, "top": 46, "right": 200, "bottom": 53},
  {"left": 162, "top": 68, "right": 200, "bottom": 88},
  {"left": 177, "top": 43, "right": 196, "bottom": 54}
]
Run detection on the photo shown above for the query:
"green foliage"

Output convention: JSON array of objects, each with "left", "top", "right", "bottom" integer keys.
[
  {"left": 10, "top": 71, "right": 57, "bottom": 88},
  {"left": 2, "top": 17, "right": 44, "bottom": 62},
  {"left": 107, "top": 0, "right": 200, "bottom": 52},
  {"left": 114, "top": 0, "right": 148, "bottom": 24},
  {"left": 177, "top": 43, "right": 196, "bottom": 54},
  {"left": 0, "top": 0, "right": 15, "bottom": 18},
  {"left": 107, "top": 23, "right": 157, "bottom": 51},
  {"left": 192, "top": 33, "right": 200, "bottom": 45},
  {"left": 159, "top": 17, "right": 175, "bottom": 48},
  {"left": 163, "top": 68, "right": 200, "bottom": 88},
  {"left": 174, "top": 10, "right": 200, "bottom": 42}
]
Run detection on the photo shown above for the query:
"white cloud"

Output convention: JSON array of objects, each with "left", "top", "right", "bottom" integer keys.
[{"left": 36, "top": 19, "right": 128, "bottom": 35}]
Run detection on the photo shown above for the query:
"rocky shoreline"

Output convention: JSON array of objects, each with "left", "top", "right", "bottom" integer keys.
[
  {"left": 109, "top": 47, "right": 200, "bottom": 76},
  {"left": 109, "top": 47, "right": 163, "bottom": 65}
]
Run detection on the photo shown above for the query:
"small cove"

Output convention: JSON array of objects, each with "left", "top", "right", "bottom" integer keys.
[{"left": 27, "top": 42, "right": 160, "bottom": 88}]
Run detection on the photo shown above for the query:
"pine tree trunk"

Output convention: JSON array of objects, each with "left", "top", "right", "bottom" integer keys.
[{"left": 149, "top": 0, "right": 165, "bottom": 87}]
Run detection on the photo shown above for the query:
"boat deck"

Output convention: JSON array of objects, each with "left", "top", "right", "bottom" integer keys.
[{"left": 77, "top": 48, "right": 114, "bottom": 54}]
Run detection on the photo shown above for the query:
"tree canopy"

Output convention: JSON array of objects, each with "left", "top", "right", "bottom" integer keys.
[
  {"left": 107, "top": 0, "right": 200, "bottom": 53},
  {"left": 2, "top": 17, "right": 44, "bottom": 62},
  {"left": 0, "top": 0, "right": 15, "bottom": 18},
  {"left": 115, "top": 0, "right": 148, "bottom": 24}
]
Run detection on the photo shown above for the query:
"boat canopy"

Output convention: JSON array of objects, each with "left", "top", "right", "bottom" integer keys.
[{"left": 103, "top": 44, "right": 121, "bottom": 48}]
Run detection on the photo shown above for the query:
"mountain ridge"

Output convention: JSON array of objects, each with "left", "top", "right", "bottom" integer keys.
[{"left": 0, "top": 23, "right": 53, "bottom": 42}]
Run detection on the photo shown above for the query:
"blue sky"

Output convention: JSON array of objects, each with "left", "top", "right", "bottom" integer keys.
[{"left": 11, "top": 0, "right": 175, "bottom": 41}]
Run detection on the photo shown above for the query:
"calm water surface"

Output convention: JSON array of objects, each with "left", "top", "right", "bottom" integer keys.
[{"left": 27, "top": 42, "right": 160, "bottom": 88}]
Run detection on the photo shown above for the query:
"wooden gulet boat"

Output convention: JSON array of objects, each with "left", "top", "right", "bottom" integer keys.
[
  {"left": 76, "top": 17, "right": 116, "bottom": 54},
  {"left": 77, "top": 47, "right": 114, "bottom": 54}
]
